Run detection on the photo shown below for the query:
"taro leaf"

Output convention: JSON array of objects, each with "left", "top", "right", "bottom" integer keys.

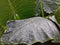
[
  {"left": 55, "top": 6, "right": 60, "bottom": 24},
  {"left": 42, "top": 0, "right": 60, "bottom": 14},
  {"left": 1, "top": 17, "right": 60, "bottom": 44}
]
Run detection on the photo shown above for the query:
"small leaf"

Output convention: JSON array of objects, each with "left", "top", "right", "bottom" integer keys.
[
  {"left": 42, "top": 0, "right": 60, "bottom": 14},
  {"left": 55, "top": 6, "right": 60, "bottom": 24}
]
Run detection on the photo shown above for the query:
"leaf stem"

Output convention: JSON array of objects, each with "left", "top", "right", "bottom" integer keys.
[
  {"left": 8, "top": 0, "right": 16, "bottom": 20},
  {"left": 36, "top": 0, "right": 40, "bottom": 16},
  {"left": 40, "top": 0, "right": 44, "bottom": 17}
]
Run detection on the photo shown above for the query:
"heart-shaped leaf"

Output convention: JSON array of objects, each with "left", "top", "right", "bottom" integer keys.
[{"left": 1, "top": 17, "right": 60, "bottom": 44}]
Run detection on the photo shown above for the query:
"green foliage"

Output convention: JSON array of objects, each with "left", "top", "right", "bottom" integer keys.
[
  {"left": 0, "top": 0, "right": 36, "bottom": 27},
  {"left": 41, "top": 0, "right": 60, "bottom": 14},
  {"left": 55, "top": 6, "right": 60, "bottom": 24},
  {"left": 0, "top": 26, "right": 4, "bottom": 45},
  {"left": 0, "top": 26, "right": 4, "bottom": 38},
  {"left": 0, "top": 0, "right": 60, "bottom": 44},
  {"left": 10, "top": 0, "right": 36, "bottom": 19},
  {"left": 0, "top": 0, "right": 60, "bottom": 27},
  {"left": 0, "top": 0, "right": 14, "bottom": 26},
  {"left": 0, "top": 0, "right": 60, "bottom": 36}
]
